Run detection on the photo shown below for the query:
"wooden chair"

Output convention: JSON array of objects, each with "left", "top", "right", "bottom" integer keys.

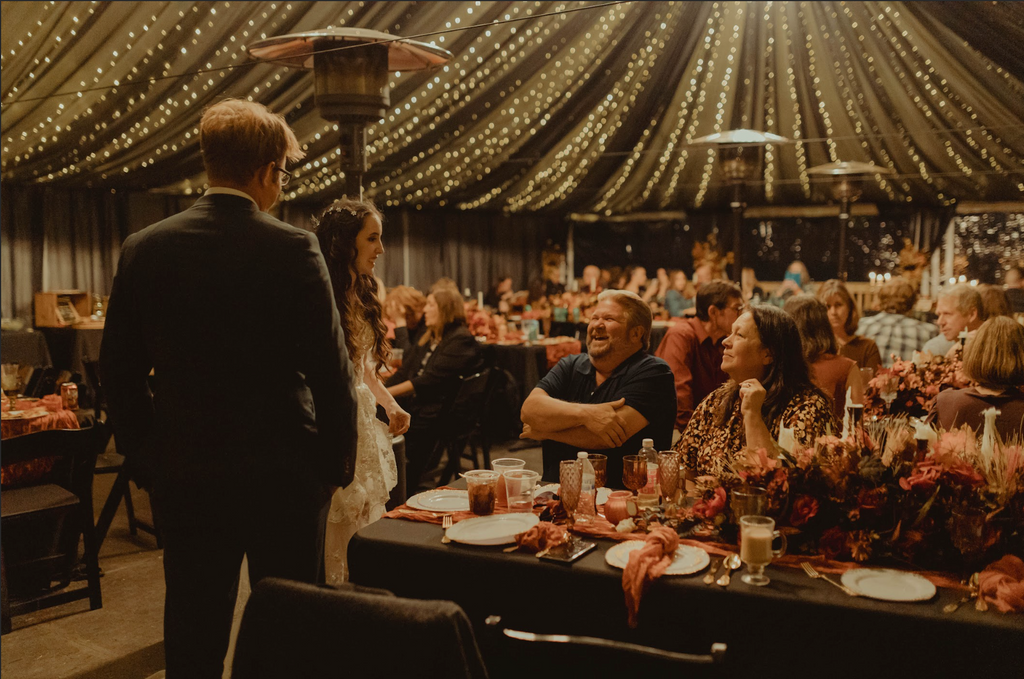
[
  {"left": 1, "top": 422, "right": 109, "bottom": 633},
  {"left": 81, "top": 360, "right": 161, "bottom": 549}
]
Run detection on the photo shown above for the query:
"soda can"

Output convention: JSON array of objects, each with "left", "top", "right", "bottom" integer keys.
[{"left": 61, "top": 382, "right": 79, "bottom": 410}]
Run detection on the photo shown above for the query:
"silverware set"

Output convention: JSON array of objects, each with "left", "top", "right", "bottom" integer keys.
[
  {"left": 440, "top": 514, "right": 453, "bottom": 544},
  {"left": 703, "top": 553, "right": 741, "bottom": 587}
]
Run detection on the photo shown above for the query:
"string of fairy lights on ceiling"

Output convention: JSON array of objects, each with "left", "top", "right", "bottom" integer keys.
[{"left": 1, "top": 1, "right": 1022, "bottom": 213}]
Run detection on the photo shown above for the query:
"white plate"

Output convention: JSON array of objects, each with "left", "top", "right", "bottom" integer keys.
[
  {"left": 604, "top": 540, "right": 711, "bottom": 575},
  {"left": 406, "top": 489, "right": 469, "bottom": 513},
  {"left": 537, "top": 485, "right": 611, "bottom": 505},
  {"left": 840, "top": 568, "right": 937, "bottom": 602},
  {"left": 444, "top": 513, "right": 540, "bottom": 545}
]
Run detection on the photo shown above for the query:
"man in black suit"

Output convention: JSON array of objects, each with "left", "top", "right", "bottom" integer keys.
[{"left": 100, "top": 99, "right": 358, "bottom": 679}]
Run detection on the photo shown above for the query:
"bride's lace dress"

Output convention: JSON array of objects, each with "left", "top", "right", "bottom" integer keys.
[{"left": 324, "top": 319, "right": 398, "bottom": 584}]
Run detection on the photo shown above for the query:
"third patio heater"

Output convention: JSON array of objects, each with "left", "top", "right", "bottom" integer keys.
[
  {"left": 248, "top": 28, "right": 453, "bottom": 199},
  {"left": 807, "top": 161, "right": 895, "bottom": 280},
  {"left": 690, "top": 130, "right": 789, "bottom": 280}
]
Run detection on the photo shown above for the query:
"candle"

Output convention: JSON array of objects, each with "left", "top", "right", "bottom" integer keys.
[
  {"left": 478, "top": 291, "right": 484, "bottom": 307},
  {"left": 841, "top": 386, "right": 853, "bottom": 439},
  {"left": 979, "top": 407, "right": 1001, "bottom": 472},
  {"left": 912, "top": 419, "right": 938, "bottom": 443},
  {"left": 869, "top": 272, "right": 877, "bottom": 285}
]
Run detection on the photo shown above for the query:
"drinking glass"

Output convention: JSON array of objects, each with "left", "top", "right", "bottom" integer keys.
[
  {"left": 503, "top": 469, "right": 540, "bottom": 513},
  {"left": 658, "top": 451, "right": 680, "bottom": 502},
  {"left": 1, "top": 364, "right": 22, "bottom": 404},
  {"left": 622, "top": 455, "right": 646, "bottom": 496},
  {"left": 559, "top": 460, "right": 582, "bottom": 514},
  {"left": 730, "top": 486, "right": 768, "bottom": 524},
  {"left": 463, "top": 470, "right": 500, "bottom": 516},
  {"left": 588, "top": 453, "right": 608, "bottom": 488},
  {"left": 879, "top": 375, "right": 899, "bottom": 414},
  {"left": 739, "top": 515, "right": 787, "bottom": 586},
  {"left": 950, "top": 508, "right": 986, "bottom": 561},
  {"left": 491, "top": 457, "right": 526, "bottom": 505}
]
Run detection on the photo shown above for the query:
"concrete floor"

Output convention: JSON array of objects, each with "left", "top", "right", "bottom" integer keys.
[{"left": 1, "top": 439, "right": 543, "bottom": 679}]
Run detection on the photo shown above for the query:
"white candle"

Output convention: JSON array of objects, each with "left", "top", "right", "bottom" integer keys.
[
  {"left": 980, "top": 407, "right": 1001, "bottom": 472},
  {"left": 478, "top": 291, "right": 484, "bottom": 307}
]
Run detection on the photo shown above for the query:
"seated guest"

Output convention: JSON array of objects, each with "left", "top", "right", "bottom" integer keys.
[
  {"left": 674, "top": 305, "right": 840, "bottom": 479},
  {"left": 978, "top": 284, "right": 1012, "bottom": 319},
  {"left": 932, "top": 317, "right": 1024, "bottom": 440},
  {"left": 784, "top": 295, "right": 862, "bottom": 420},
  {"left": 623, "top": 266, "right": 648, "bottom": 296},
  {"left": 770, "top": 260, "right": 813, "bottom": 305},
  {"left": 923, "top": 284, "right": 985, "bottom": 357},
  {"left": 857, "top": 277, "right": 938, "bottom": 367},
  {"left": 692, "top": 262, "right": 714, "bottom": 292},
  {"left": 741, "top": 267, "right": 765, "bottom": 304},
  {"left": 521, "top": 290, "right": 676, "bottom": 487},
  {"left": 384, "top": 285, "right": 428, "bottom": 353},
  {"left": 485, "top": 275, "right": 514, "bottom": 312},
  {"left": 431, "top": 277, "right": 460, "bottom": 294},
  {"left": 656, "top": 281, "right": 740, "bottom": 432},
  {"left": 816, "top": 279, "right": 882, "bottom": 372},
  {"left": 581, "top": 264, "right": 603, "bottom": 293},
  {"left": 663, "top": 269, "right": 696, "bottom": 317},
  {"left": 1004, "top": 265, "right": 1024, "bottom": 313},
  {"left": 387, "top": 288, "right": 484, "bottom": 494}
]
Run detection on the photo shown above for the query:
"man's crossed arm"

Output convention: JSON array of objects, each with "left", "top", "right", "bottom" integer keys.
[{"left": 520, "top": 388, "right": 649, "bottom": 449}]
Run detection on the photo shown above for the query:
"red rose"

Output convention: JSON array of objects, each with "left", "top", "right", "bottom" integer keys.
[
  {"left": 693, "top": 486, "right": 727, "bottom": 519},
  {"left": 899, "top": 462, "right": 940, "bottom": 492},
  {"left": 818, "top": 527, "right": 847, "bottom": 560},
  {"left": 789, "top": 495, "right": 820, "bottom": 527}
]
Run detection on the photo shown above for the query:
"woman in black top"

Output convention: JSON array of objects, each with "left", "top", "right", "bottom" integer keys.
[{"left": 387, "top": 288, "right": 484, "bottom": 493}]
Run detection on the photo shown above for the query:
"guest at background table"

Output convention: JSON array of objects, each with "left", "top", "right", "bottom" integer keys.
[
  {"left": 856, "top": 277, "right": 938, "bottom": 367},
  {"left": 521, "top": 290, "right": 676, "bottom": 487},
  {"left": 784, "top": 295, "right": 862, "bottom": 421},
  {"left": 100, "top": 99, "right": 359, "bottom": 679},
  {"left": 663, "top": 269, "right": 696, "bottom": 318},
  {"left": 580, "top": 264, "right": 604, "bottom": 294},
  {"left": 655, "top": 281, "right": 740, "bottom": 433},
  {"left": 923, "top": 284, "right": 985, "bottom": 357},
  {"left": 674, "top": 304, "right": 839, "bottom": 479},
  {"left": 484, "top": 276, "right": 515, "bottom": 313},
  {"left": 978, "top": 284, "right": 1012, "bottom": 320},
  {"left": 385, "top": 285, "right": 428, "bottom": 354},
  {"left": 1004, "top": 265, "right": 1024, "bottom": 314},
  {"left": 692, "top": 262, "right": 714, "bottom": 292},
  {"left": 769, "top": 260, "right": 813, "bottom": 306},
  {"left": 740, "top": 267, "right": 765, "bottom": 304},
  {"left": 816, "top": 279, "right": 882, "bottom": 373},
  {"left": 386, "top": 288, "right": 483, "bottom": 495},
  {"left": 931, "top": 317, "right": 1024, "bottom": 440}
]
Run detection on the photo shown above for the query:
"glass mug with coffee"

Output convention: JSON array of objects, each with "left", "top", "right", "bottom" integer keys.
[{"left": 739, "top": 515, "right": 787, "bottom": 586}]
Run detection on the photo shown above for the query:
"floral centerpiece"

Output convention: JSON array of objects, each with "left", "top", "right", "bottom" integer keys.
[
  {"left": 862, "top": 351, "right": 967, "bottom": 419},
  {"left": 689, "top": 417, "right": 1023, "bottom": 572}
]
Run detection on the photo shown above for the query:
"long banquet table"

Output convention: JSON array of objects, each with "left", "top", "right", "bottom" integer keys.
[{"left": 349, "top": 515, "right": 1023, "bottom": 678}]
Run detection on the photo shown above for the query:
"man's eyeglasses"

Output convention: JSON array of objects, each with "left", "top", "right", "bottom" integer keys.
[{"left": 273, "top": 165, "right": 292, "bottom": 187}]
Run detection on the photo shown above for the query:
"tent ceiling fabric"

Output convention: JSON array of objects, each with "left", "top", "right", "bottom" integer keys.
[{"left": 2, "top": 1, "right": 1023, "bottom": 214}]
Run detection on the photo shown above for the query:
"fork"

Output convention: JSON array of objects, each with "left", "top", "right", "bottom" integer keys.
[
  {"left": 801, "top": 562, "right": 859, "bottom": 596},
  {"left": 441, "top": 514, "right": 453, "bottom": 544}
]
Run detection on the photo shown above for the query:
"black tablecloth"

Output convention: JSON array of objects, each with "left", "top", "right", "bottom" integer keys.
[
  {"left": 349, "top": 518, "right": 1023, "bottom": 678},
  {"left": 39, "top": 327, "right": 103, "bottom": 375},
  {"left": 1, "top": 330, "right": 52, "bottom": 367},
  {"left": 484, "top": 344, "right": 549, "bottom": 407}
]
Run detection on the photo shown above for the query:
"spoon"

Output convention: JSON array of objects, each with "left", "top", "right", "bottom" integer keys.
[
  {"left": 943, "top": 573, "right": 980, "bottom": 614},
  {"left": 703, "top": 558, "right": 722, "bottom": 585},
  {"left": 717, "top": 553, "right": 742, "bottom": 587}
]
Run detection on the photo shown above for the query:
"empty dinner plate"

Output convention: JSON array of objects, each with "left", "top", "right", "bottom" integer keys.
[
  {"left": 444, "top": 513, "right": 540, "bottom": 545},
  {"left": 840, "top": 568, "right": 937, "bottom": 602},
  {"left": 604, "top": 541, "right": 710, "bottom": 575},
  {"left": 406, "top": 489, "right": 470, "bottom": 513}
]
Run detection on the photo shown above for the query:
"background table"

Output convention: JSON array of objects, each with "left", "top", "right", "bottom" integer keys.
[
  {"left": 349, "top": 517, "right": 1023, "bottom": 678},
  {"left": 39, "top": 327, "right": 103, "bottom": 375},
  {"left": 484, "top": 340, "right": 582, "bottom": 407},
  {"left": 1, "top": 330, "right": 52, "bottom": 367}
]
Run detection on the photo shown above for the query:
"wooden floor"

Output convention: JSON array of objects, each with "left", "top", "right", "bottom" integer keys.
[{"left": 0, "top": 439, "right": 542, "bottom": 679}]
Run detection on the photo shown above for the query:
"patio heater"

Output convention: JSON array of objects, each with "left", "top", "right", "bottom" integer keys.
[
  {"left": 249, "top": 28, "right": 453, "bottom": 199},
  {"left": 807, "top": 161, "right": 895, "bottom": 280},
  {"left": 690, "top": 130, "right": 789, "bottom": 280}
]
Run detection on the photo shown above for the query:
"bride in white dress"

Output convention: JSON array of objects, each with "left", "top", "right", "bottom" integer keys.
[{"left": 314, "top": 199, "right": 411, "bottom": 584}]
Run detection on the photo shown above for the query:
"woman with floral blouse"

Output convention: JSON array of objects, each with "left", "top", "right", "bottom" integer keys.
[{"left": 674, "top": 304, "right": 841, "bottom": 478}]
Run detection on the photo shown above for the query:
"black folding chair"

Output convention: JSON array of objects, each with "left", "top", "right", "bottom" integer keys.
[
  {"left": 436, "top": 368, "right": 506, "bottom": 485},
  {"left": 1, "top": 422, "right": 109, "bottom": 633}
]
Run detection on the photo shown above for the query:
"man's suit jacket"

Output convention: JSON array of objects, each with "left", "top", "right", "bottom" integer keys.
[{"left": 100, "top": 194, "right": 358, "bottom": 520}]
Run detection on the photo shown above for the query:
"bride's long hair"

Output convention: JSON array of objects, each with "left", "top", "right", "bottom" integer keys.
[{"left": 314, "top": 198, "right": 391, "bottom": 374}]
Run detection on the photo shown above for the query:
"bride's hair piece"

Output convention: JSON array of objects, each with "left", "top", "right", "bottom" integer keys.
[{"left": 314, "top": 198, "right": 391, "bottom": 374}]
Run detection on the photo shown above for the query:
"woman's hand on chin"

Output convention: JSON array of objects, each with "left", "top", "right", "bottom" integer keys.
[{"left": 738, "top": 379, "right": 766, "bottom": 419}]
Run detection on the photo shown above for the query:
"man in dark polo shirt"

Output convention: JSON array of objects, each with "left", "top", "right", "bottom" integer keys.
[
  {"left": 521, "top": 290, "right": 676, "bottom": 487},
  {"left": 655, "top": 281, "right": 743, "bottom": 433}
]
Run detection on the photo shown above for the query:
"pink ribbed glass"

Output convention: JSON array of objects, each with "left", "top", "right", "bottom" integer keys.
[{"left": 559, "top": 460, "right": 582, "bottom": 513}]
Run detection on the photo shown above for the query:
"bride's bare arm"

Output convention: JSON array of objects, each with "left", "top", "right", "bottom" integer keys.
[{"left": 364, "top": 360, "right": 411, "bottom": 436}]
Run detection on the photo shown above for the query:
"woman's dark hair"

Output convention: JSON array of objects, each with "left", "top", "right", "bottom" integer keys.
[
  {"left": 313, "top": 198, "right": 390, "bottom": 374},
  {"left": 783, "top": 294, "right": 837, "bottom": 363},
  {"left": 420, "top": 288, "right": 468, "bottom": 346},
  {"left": 816, "top": 279, "right": 859, "bottom": 335},
  {"left": 717, "top": 304, "right": 820, "bottom": 428}
]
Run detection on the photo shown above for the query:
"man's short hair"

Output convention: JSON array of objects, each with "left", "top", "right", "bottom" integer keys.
[
  {"left": 597, "top": 289, "right": 652, "bottom": 351},
  {"left": 200, "top": 98, "right": 303, "bottom": 185},
  {"left": 938, "top": 284, "right": 986, "bottom": 321},
  {"left": 694, "top": 281, "right": 742, "bottom": 321},
  {"left": 877, "top": 278, "right": 917, "bottom": 315}
]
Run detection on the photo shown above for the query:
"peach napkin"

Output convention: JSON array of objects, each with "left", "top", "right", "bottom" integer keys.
[
  {"left": 622, "top": 526, "right": 679, "bottom": 628},
  {"left": 979, "top": 555, "right": 1024, "bottom": 613}
]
